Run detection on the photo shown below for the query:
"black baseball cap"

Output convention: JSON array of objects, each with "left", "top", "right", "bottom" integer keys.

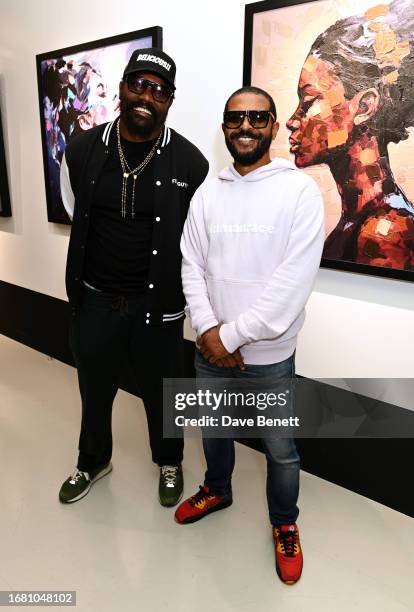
[{"left": 123, "top": 48, "right": 176, "bottom": 90}]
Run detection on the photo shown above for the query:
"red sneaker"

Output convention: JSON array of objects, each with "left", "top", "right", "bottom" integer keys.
[
  {"left": 273, "top": 523, "right": 303, "bottom": 584},
  {"left": 175, "top": 485, "right": 232, "bottom": 524}
]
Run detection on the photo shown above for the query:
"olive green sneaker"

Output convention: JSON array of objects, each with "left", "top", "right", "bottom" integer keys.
[
  {"left": 159, "top": 464, "right": 183, "bottom": 507},
  {"left": 59, "top": 462, "right": 113, "bottom": 504}
]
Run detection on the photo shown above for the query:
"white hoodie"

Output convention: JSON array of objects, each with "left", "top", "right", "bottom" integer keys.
[{"left": 180, "top": 158, "right": 325, "bottom": 365}]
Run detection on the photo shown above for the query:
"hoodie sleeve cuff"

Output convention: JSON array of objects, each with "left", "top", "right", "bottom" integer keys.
[
  {"left": 198, "top": 316, "right": 219, "bottom": 338},
  {"left": 219, "top": 322, "right": 246, "bottom": 354}
]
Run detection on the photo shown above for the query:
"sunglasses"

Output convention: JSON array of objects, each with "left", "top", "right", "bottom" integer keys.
[
  {"left": 223, "top": 110, "right": 276, "bottom": 129},
  {"left": 125, "top": 75, "right": 173, "bottom": 103}
]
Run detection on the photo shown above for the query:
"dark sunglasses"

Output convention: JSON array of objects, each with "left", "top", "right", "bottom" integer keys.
[
  {"left": 125, "top": 75, "right": 173, "bottom": 103},
  {"left": 223, "top": 109, "right": 276, "bottom": 129}
]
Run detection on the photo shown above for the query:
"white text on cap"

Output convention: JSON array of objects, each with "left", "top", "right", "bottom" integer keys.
[{"left": 136, "top": 53, "right": 172, "bottom": 72}]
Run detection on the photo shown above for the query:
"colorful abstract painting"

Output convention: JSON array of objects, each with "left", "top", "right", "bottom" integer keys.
[
  {"left": 244, "top": 0, "right": 414, "bottom": 280},
  {"left": 0, "top": 98, "right": 11, "bottom": 217},
  {"left": 36, "top": 27, "right": 162, "bottom": 224}
]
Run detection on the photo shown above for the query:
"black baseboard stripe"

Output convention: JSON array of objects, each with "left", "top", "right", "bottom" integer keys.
[{"left": 0, "top": 280, "right": 412, "bottom": 517}]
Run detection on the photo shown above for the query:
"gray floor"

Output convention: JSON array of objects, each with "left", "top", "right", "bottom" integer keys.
[{"left": 1, "top": 335, "right": 413, "bottom": 612}]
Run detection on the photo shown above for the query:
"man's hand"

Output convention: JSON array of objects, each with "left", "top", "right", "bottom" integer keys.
[
  {"left": 214, "top": 349, "right": 245, "bottom": 370},
  {"left": 198, "top": 325, "right": 227, "bottom": 361},
  {"left": 197, "top": 324, "right": 245, "bottom": 369}
]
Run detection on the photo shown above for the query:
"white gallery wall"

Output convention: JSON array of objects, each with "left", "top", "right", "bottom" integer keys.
[{"left": 0, "top": 0, "right": 413, "bottom": 379}]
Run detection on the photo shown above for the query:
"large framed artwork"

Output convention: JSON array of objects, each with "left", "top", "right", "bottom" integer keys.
[
  {"left": 244, "top": 0, "right": 414, "bottom": 281},
  {"left": 36, "top": 26, "right": 162, "bottom": 224},
  {"left": 0, "top": 100, "right": 11, "bottom": 217}
]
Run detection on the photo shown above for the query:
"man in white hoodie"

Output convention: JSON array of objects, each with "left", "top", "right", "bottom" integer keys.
[{"left": 175, "top": 86, "right": 325, "bottom": 584}]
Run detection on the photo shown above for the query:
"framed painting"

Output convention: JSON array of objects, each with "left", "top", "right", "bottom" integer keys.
[
  {"left": 0, "top": 99, "right": 11, "bottom": 217},
  {"left": 244, "top": 0, "right": 414, "bottom": 281},
  {"left": 36, "top": 26, "right": 162, "bottom": 224}
]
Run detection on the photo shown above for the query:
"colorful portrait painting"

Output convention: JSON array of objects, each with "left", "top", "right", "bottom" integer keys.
[
  {"left": 245, "top": 0, "right": 414, "bottom": 280},
  {"left": 0, "top": 99, "right": 11, "bottom": 217},
  {"left": 36, "top": 27, "right": 161, "bottom": 224}
]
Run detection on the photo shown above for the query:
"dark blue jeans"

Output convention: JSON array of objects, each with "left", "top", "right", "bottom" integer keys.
[{"left": 195, "top": 350, "right": 300, "bottom": 526}]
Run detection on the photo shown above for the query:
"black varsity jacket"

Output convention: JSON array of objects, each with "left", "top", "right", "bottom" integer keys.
[{"left": 60, "top": 120, "right": 209, "bottom": 325}]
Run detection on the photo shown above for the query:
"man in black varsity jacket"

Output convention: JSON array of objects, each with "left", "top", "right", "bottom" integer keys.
[{"left": 58, "top": 48, "right": 208, "bottom": 506}]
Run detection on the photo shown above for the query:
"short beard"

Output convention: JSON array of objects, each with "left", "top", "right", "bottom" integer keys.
[
  {"left": 225, "top": 130, "right": 272, "bottom": 165},
  {"left": 120, "top": 97, "right": 161, "bottom": 138}
]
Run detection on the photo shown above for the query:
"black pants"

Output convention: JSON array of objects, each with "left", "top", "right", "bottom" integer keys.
[{"left": 69, "top": 287, "right": 184, "bottom": 471}]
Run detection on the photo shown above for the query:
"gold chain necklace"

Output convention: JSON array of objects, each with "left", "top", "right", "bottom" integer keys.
[{"left": 116, "top": 118, "right": 162, "bottom": 219}]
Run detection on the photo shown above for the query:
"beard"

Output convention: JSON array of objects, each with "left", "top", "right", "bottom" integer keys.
[
  {"left": 225, "top": 129, "right": 272, "bottom": 165},
  {"left": 120, "top": 97, "right": 164, "bottom": 138}
]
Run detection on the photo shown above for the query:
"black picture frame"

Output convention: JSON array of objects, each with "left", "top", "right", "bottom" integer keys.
[
  {"left": 244, "top": 0, "right": 414, "bottom": 282},
  {"left": 36, "top": 26, "right": 162, "bottom": 224},
  {"left": 0, "top": 100, "right": 11, "bottom": 217}
]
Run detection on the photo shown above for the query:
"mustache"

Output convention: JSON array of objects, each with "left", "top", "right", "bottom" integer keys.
[{"left": 230, "top": 129, "right": 261, "bottom": 141}]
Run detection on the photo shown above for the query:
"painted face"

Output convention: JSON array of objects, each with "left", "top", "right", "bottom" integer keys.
[
  {"left": 119, "top": 71, "right": 172, "bottom": 137},
  {"left": 223, "top": 92, "right": 277, "bottom": 166},
  {"left": 63, "top": 62, "right": 119, "bottom": 131},
  {"left": 286, "top": 55, "right": 355, "bottom": 168}
]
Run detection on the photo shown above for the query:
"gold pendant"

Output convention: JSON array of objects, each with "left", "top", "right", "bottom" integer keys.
[{"left": 123, "top": 172, "right": 129, "bottom": 178}]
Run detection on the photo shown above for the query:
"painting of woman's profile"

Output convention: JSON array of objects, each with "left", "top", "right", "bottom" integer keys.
[{"left": 246, "top": 0, "right": 414, "bottom": 280}]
